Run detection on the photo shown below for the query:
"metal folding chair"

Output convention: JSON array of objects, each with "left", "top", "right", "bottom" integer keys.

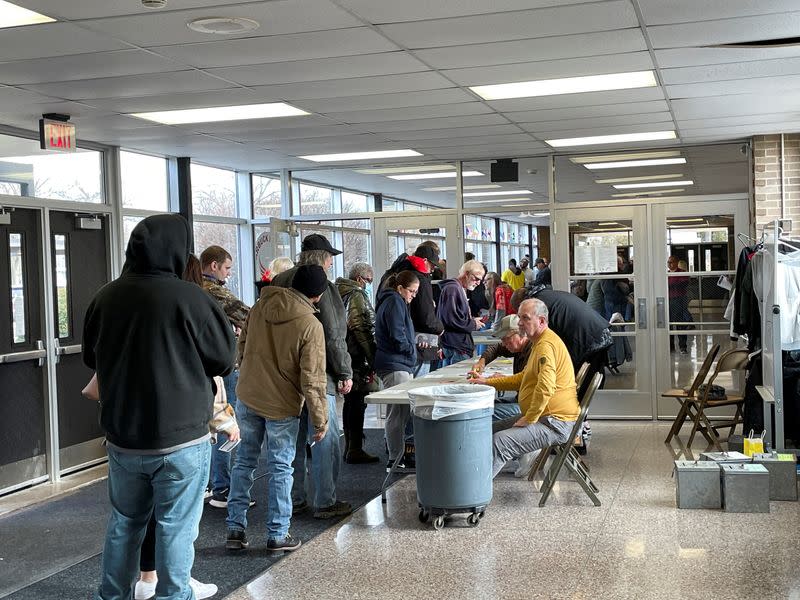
[
  {"left": 663, "top": 343, "right": 720, "bottom": 444},
  {"left": 529, "top": 372, "right": 603, "bottom": 507}
]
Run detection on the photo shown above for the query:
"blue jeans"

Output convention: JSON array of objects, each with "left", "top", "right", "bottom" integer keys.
[
  {"left": 493, "top": 401, "right": 522, "bottom": 422},
  {"left": 97, "top": 442, "right": 210, "bottom": 600},
  {"left": 442, "top": 348, "right": 472, "bottom": 366},
  {"left": 226, "top": 402, "right": 299, "bottom": 541},
  {"left": 292, "top": 394, "right": 341, "bottom": 509},
  {"left": 209, "top": 370, "right": 239, "bottom": 494}
]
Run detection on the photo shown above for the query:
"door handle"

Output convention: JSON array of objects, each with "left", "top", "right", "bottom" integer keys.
[
  {"left": 0, "top": 340, "right": 46, "bottom": 366},
  {"left": 53, "top": 339, "right": 82, "bottom": 364},
  {"left": 656, "top": 297, "right": 666, "bottom": 328},
  {"left": 637, "top": 298, "right": 647, "bottom": 329}
]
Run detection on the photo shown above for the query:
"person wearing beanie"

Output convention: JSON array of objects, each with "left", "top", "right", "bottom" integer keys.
[{"left": 225, "top": 264, "right": 328, "bottom": 552}]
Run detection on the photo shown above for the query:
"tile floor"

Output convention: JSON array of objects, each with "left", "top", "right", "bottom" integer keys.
[{"left": 223, "top": 422, "right": 800, "bottom": 600}]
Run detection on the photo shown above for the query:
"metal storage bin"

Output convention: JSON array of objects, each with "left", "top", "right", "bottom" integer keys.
[
  {"left": 674, "top": 460, "right": 722, "bottom": 509},
  {"left": 752, "top": 453, "right": 798, "bottom": 501},
  {"left": 721, "top": 464, "right": 770, "bottom": 513},
  {"left": 410, "top": 384, "right": 495, "bottom": 530},
  {"left": 699, "top": 451, "right": 750, "bottom": 464}
]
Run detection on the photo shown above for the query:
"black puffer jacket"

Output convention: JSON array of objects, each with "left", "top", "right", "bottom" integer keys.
[{"left": 336, "top": 277, "right": 376, "bottom": 390}]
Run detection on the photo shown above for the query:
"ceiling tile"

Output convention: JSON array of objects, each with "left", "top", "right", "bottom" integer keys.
[
  {"left": 270, "top": 135, "right": 402, "bottom": 154},
  {"left": 443, "top": 52, "right": 654, "bottom": 87},
  {"left": 638, "top": 0, "right": 800, "bottom": 26},
  {"left": 337, "top": 0, "right": 586, "bottom": 23},
  {"left": 151, "top": 28, "right": 399, "bottom": 69},
  {"left": 188, "top": 114, "right": 337, "bottom": 134},
  {"left": 487, "top": 87, "right": 665, "bottom": 112},
  {"left": 681, "top": 122, "right": 800, "bottom": 138},
  {"left": 0, "top": 86, "right": 59, "bottom": 109},
  {"left": 207, "top": 52, "right": 428, "bottom": 86},
  {"left": 505, "top": 100, "right": 670, "bottom": 123},
  {"left": 412, "top": 133, "right": 535, "bottom": 148},
  {"left": 678, "top": 113, "right": 800, "bottom": 129},
  {"left": 249, "top": 72, "right": 452, "bottom": 101},
  {"left": 22, "top": 70, "right": 236, "bottom": 100},
  {"left": 0, "top": 23, "right": 127, "bottom": 61},
  {"left": 87, "top": 88, "right": 267, "bottom": 113},
  {"left": 0, "top": 50, "right": 183, "bottom": 86},
  {"left": 415, "top": 29, "right": 646, "bottom": 70},
  {"left": 671, "top": 94, "right": 800, "bottom": 119},
  {"left": 325, "top": 102, "right": 493, "bottom": 124},
  {"left": 519, "top": 112, "right": 674, "bottom": 133},
  {"left": 377, "top": 1, "right": 638, "bottom": 49},
  {"left": 655, "top": 46, "right": 800, "bottom": 69},
  {"left": 648, "top": 12, "right": 800, "bottom": 48},
  {"left": 365, "top": 114, "right": 509, "bottom": 133},
  {"left": 662, "top": 56, "right": 800, "bottom": 85},
  {"left": 296, "top": 89, "right": 474, "bottom": 113},
  {"left": 218, "top": 124, "right": 375, "bottom": 143},
  {"left": 528, "top": 121, "right": 676, "bottom": 139},
  {"left": 78, "top": 1, "right": 361, "bottom": 47},
  {"left": 428, "top": 143, "right": 548, "bottom": 159},
  {"left": 384, "top": 124, "right": 523, "bottom": 141},
  {"left": 14, "top": 0, "right": 263, "bottom": 20},
  {"left": 667, "top": 75, "right": 800, "bottom": 99}
]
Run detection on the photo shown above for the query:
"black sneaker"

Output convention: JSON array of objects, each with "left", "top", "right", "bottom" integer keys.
[
  {"left": 267, "top": 533, "right": 301, "bottom": 552},
  {"left": 226, "top": 529, "right": 249, "bottom": 550},
  {"left": 403, "top": 444, "right": 416, "bottom": 469},
  {"left": 313, "top": 500, "right": 352, "bottom": 519},
  {"left": 209, "top": 490, "right": 255, "bottom": 509},
  {"left": 292, "top": 499, "right": 309, "bottom": 515}
]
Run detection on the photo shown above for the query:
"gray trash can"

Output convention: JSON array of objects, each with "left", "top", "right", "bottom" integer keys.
[{"left": 410, "top": 384, "right": 495, "bottom": 530}]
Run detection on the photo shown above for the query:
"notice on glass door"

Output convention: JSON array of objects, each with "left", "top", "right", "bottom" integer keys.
[{"left": 574, "top": 245, "right": 618, "bottom": 274}]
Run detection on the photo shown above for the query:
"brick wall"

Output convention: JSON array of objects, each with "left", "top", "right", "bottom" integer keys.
[{"left": 753, "top": 134, "right": 800, "bottom": 233}]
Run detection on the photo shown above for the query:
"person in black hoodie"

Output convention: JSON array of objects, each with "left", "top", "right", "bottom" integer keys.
[
  {"left": 83, "top": 214, "right": 235, "bottom": 600},
  {"left": 379, "top": 243, "right": 444, "bottom": 378},
  {"left": 375, "top": 270, "right": 419, "bottom": 470}
]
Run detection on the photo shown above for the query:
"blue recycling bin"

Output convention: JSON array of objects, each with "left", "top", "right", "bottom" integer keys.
[{"left": 410, "top": 384, "right": 495, "bottom": 530}]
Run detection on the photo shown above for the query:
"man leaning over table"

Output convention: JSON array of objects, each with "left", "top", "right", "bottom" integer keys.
[{"left": 470, "top": 299, "right": 579, "bottom": 478}]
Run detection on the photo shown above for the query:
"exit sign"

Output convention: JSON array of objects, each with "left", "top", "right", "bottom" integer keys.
[{"left": 39, "top": 119, "right": 76, "bottom": 152}]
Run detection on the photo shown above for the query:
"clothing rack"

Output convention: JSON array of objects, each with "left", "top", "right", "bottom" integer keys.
[{"left": 757, "top": 219, "right": 800, "bottom": 452}]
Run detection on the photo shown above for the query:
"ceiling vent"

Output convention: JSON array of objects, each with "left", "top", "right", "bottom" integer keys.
[
  {"left": 141, "top": 0, "right": 167, "bottom": 8},
  {"left": 711, "top": 36, "right": 800, "bottom": 48},
  {"left": 187, "top": 17, "right": 260, "bottom": 34}
]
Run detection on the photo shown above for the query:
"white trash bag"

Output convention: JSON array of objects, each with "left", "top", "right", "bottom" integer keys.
[{"left": 409, "top": 384, "right": 495, "bottom": 420}]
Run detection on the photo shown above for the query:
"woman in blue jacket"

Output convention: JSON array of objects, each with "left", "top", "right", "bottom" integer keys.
[{"left": 375, "top": 270, "right": 419, "bottom": 470}]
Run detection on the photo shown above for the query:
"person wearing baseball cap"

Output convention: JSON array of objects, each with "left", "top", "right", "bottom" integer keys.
[{"left": 268, "top": 234, "right": 353, "bottom": 520}]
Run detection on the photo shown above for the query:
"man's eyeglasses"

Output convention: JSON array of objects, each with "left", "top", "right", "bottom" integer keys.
[{"left": 468, "top": 273, "right": 483, "bottom": 283}]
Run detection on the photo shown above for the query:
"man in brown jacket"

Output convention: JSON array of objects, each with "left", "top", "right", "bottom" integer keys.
[{"left": 225, "top": 265, "right": 328, "bottom": 552}]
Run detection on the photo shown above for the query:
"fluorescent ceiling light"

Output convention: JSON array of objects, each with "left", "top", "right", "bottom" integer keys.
[
  {"left": 612, "top": 188, "right": 685, "bottom": 197},
  {"left": 546, "top": 131, "right": 677, "bottom": 148},
  {"left": 422, "top": 184, "right": 500, "bottom": 192},
  {"left": 467, "top": 198, "right": 532, "bottom": 204},
  {"left": 301, "top": 149, "right": 423, "bottom": 162},
  {"left": 463, "top": 190, "right": 532, "bottom": 197},
  {"left": 388, "top": 170, "right": 482, "bottom": 180},
  {"left": 0, "top": 1, "right": 54, "bottom": 28},
  {"left": 614, "top": 180, "right": 693, "bottom": 189},
  {"left": 668, "top": 218, "right": 705, "bottom": 223},
  {"left": 132, "top": 102, "right": 309, "bottom": 125},
  {"left": 571, "top": 150, "right": 681, "bottom": 164},
  {"left": 354, "top": 164, "right": 452, "bottom": 175},
  {"left": 598, "top": 222, "right": 619, "bottom": 226},
  {"left": 533, "top": 212, "right": 549, "bottom": 217},
  {"left": 586, "top": 158, "right": 686, "bottom": 170},
  {"left": 470, "top": 70, "right": 656, "bottom": 100},
  {"left": 595, "top": 173, "right": 683, "bottom": 184}
]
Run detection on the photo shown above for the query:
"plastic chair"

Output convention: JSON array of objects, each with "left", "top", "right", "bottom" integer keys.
[
  {"left": 663, "top": 344, "right": 721, "bottom": 444},
  {"left": 529, "top": 372, "right": 603, "bottom": 507},
  {"left": 687, "top": 348, "right": 749, "bottom": 450}
]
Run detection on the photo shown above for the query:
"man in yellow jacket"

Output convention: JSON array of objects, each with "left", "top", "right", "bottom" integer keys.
[{"left": 471, "top": 298, "right": 579, "bottom": 477}]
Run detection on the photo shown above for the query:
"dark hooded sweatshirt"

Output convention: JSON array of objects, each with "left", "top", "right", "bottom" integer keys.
[{"left": 82, "top": 214, "right": 236, "bottom": 451}]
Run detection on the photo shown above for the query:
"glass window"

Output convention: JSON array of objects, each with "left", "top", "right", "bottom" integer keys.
[
  {"left": 122, "top": 215, "right": 144, "bottom": 253},
  {"left": 9, "top": 233, "right": 26, "bottom": 343},
  {"left": 53, "top": 234, "right": 70, "bottom": 338},
  {"left": 121, "top": 151, "right": 168, "bottom": 211},
  {"left": 343, "top": 230, "right": 371, "bottom": 275},
  {"left": 382, "top": 198, "right": 402, "bottom": 211},
  {"left": 341, "top": 191, "right": 370, "bottom": 213},
  {"left": 191, "top": 163, "right": 237, "bottom": 217},
  {"left": 299, "top": 183, "right": 335, "bottom": 215},
  {"left": 0, "top": 133, "right": 102, "bottom": 202},
  {"left": 193, "top": 222, "right": 240, "bottom": 296},
  {"left": 252, "top": 174, "right": 281, "bottom": 219},
  {"left": 0, "top": 181, "right": 22, "bottom": 195}
]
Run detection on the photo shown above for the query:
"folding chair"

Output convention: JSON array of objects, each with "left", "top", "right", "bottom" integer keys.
[
  {"left": 531, "top": 372, "right": 603, "bottom": 507},
  {"left": 526, "top": 362, "right": 590, "bottom": 480},
  {"left": 663, "top": 344, "right": 720, "bottom": 444},
  {"left": 687, "top": 348, "right": 749, "bottom": 450}
]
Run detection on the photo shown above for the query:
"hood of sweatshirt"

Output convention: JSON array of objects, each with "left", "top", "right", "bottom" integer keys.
[
  {"left": 375, "top": 287, "right": 402, "bottom": 311},
  {"left": 261, "top": 286, "right": 317, "bottom": 324},
  {"left": 122, "top": 214, "right": 191, "bottom": 277}
]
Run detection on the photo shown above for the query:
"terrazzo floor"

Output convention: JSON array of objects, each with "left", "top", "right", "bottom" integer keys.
[{"left": 223, "top": 422, "right": 800, "bottom": 600}]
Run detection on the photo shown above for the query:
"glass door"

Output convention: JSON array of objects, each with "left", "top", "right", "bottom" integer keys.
[
  {"left": 652, "top": 200, "right": 749, "bottom": 419},
  {"left": 554, "top": 205, "right": 653, "bottom": 417}
]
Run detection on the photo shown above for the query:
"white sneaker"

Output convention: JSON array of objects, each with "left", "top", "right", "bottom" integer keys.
[
  {"left": 134, "top": 579, "right": 156, "bottom": 600},
  {"left": 190, "top": 577, "right": 218, "bottom": 599},
  {"left": 514, "top": 451, "right": 540, "bottom": 478}
]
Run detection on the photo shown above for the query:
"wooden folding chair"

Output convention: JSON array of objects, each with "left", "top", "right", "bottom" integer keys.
[
  {"left": 663, "top": 344, "right": 720, "bottom": 444},
  {"left": 531, "top": 372, "right": 603, "bottom": 507},
  {"left": 526, "top": 362, "right": 590, "bottom": 480},
  {"left": 687, "top": 348, "right": 749, "bottom": 450}
]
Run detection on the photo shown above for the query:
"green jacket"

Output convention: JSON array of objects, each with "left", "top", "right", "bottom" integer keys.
[
  {"left": 202, "top": 275, "right": 249, "bottom": 331},
  {"left": 336, "top": 277, "right": 376, "bottom": 389}
]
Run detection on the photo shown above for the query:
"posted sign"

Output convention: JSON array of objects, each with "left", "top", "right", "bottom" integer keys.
[{"left": 39, "top": 119, "right": 76, "bottom": 152}]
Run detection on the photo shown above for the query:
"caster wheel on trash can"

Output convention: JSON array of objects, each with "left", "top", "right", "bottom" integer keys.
[
  {"left": 432, "top": 515, "right": 445, "bottom": 530},
  {"left": 418, "top": 509, "right": 429, "bottom": 523},
  {"left": 466, "top": 513, "right": 482, "bottom": 527}
]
